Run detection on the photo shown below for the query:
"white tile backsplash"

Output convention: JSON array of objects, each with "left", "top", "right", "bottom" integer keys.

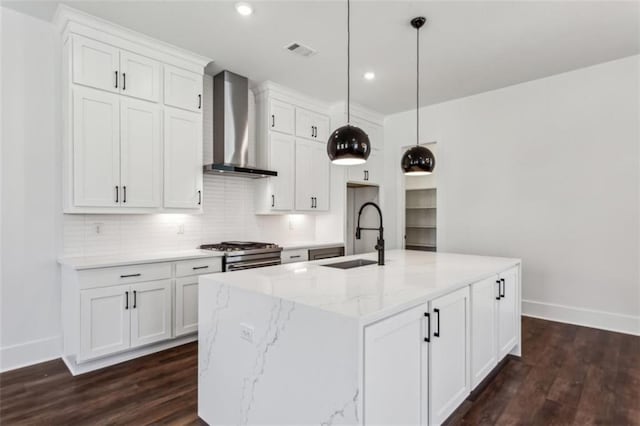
[{"left": 62, "top": 175, "right": 317, "bottom": 257}]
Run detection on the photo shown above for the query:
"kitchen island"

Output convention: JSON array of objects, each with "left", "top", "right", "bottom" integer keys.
[{"left": 198, "top": 249, "right": 521, "bottom": 425}]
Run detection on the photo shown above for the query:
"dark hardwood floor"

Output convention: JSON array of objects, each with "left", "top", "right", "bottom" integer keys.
[{"left": 1, "top": 317, "right": 638, "bottom": 425}]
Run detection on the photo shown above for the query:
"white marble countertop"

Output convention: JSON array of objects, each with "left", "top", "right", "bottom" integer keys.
[
  {"left": 58, "top": 249, "right": 223, "bottom": 270},
  {"left": 278, "top": 241, "right": 344, "bottom": 250},
  {"left": 199, "top": 249, "right": 520, "bottom": 322}
]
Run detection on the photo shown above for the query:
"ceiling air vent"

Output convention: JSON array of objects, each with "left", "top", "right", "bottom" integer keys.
[{"left": 284, "top": 42, "right": 317, "bottom": 58}]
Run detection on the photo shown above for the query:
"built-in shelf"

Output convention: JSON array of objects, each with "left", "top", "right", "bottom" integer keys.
[{"left": 405, "top": 187, "right": 437, "bottom": 251}]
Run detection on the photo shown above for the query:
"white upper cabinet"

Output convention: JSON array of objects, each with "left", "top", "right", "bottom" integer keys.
[
  {"left": 470, "top": 275, "right": 499, "bottom": 389},
  {"left": 164, "top": 107, "right": 203, "bottom": 209},
  {"left": 269, "top": 99, "right": 295, "bottom": 135},
  {"left": 295, "top": 108, "right": 330, "bottom": 142},
  {"left": 267, "top": 133, "right": 295, "bottom": 211},
  {"left": 72, "top": 35, "right": 120, "bottom": 93},
  {"left": 119, "top": 50, "right": 161, "bottom": 102},
  {"left": 62, "top": 14, "right": 208, "bottom": 213},
  {"left": 347, "top": 149, "right": 382, "bottom": 185},
  {"left": 120, "top": 98, "right": 162, "bottom": 208},
  {"left": 73, "top": 86, "right": 120, "bottom": 207},
  {"left": 429, "top": 286, "right": 471, "bottom": 426},
  {"left": 164, "top": 65, "right": 203, "bottom": 112},
  {"left": 364, "top": 303, "right": 428, "bottom": 426},
  {"left": 294, "top": 139, "right": 330, "bottom": 211}
]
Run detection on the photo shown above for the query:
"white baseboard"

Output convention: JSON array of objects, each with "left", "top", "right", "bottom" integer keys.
[
  {"left": 0, "top": 335, "right": 62, "bottom": 373},
  {"left": 522, "top": 299, "right": 640, "bottom": 336}
]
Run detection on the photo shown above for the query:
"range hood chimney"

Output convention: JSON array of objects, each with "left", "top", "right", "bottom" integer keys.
[{"left": 203, "top": 70, "right": 277, "bottom": 178}]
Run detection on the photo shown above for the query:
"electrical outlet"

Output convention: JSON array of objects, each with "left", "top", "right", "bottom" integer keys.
[
  {"left": 177, "top": 224, "right": 185, "bottom": 234},
  {"left": 94, "top": 223, "right": 103, "bottom": 234},
  {"left": 240, "top": 323, "right": 254, "bottom": 343}
]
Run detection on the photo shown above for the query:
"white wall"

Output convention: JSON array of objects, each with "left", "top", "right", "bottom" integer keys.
[
  {"left": 385, "top": 56, "right": 640, "bottom": 334},
  {"left": 1, "top": 7, "right": 63, "bottom": 370}
]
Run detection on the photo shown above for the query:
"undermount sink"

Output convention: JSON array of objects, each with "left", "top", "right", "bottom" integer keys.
[{"left": 322, "top": 259, "right": 378, "bottom": 269}]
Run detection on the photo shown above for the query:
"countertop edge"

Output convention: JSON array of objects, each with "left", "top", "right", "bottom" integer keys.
[{"left": 58, "top": 250, "right": 224, "bottom": 270}]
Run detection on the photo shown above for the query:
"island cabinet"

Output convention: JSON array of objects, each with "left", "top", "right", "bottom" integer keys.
[
  {"left": 197, "top": 250, "right": 521, "bottom": 426},
  {"left": 470, "top": 266, "right": 520, "bottom": 388},
  {"left": 60, "top": 254, "right": 222, "bottom": 375}
]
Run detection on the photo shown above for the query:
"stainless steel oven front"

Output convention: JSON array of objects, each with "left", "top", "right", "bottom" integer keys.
[{"left": 223, "top": 250, "right": 282, "bottom": 272}]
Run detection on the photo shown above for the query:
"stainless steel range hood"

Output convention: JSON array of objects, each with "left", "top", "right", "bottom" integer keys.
[{"left": 203, "top": 70, "right": 277, "bottom": 178}]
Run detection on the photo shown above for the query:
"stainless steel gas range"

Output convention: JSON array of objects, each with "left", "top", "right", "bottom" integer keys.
[{"left": 200, "top": 241, "right": 282, "bottom": 272}]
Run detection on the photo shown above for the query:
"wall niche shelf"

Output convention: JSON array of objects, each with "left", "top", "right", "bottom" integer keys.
[{"left": 405, "top": 188, "right": 437, "bottom": 252}]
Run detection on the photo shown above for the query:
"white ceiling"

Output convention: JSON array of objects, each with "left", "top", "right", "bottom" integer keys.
[{"left": 4, "top": 1, "right": 639, "bottom": 114}]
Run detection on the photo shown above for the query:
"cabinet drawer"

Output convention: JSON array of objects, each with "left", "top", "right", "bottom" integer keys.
[
  {"left": 281, "top": 249, "right": 308, "bottom": 264},
  {"left": 175, "top": 257, "right": 222, "bottom": 277},
  {"left": 78, "top": 262, "right": 172, "bottom": 289}
]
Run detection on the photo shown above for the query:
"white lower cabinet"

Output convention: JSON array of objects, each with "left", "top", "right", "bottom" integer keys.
[
  {"left": 364, "top": 304, "right": 428, "bottom": 426},
  {"left": 470, "top": 275, "right": 499, "bottom": 388},
  {"left": 498, "top": 267, "right": 519, "bottom": 359},
  {"left": 64, "top": 256, "right": 222, "bottom": 374},
  {"left": 130, "top": 279, "right": 172, "bottom": 347},
  {"left": 79, "top": 279, "right": 171, "bottom": 361},
  {"left": 175, "top": 277, "right": 199, "bottom": 336},
  {"left": 429, "top": 286, "right": 471, "bottom": 426},
  {"left": 470, "top": 266, "right": 520, "bottom": 390},
  {"left": 79, "top": 284, "right": 130, "bottom": 362}
]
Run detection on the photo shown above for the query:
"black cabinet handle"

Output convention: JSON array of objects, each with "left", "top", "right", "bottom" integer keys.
[
  {"left": 434, "top": 308, "right": 441, "bottom": 337},
  {"left": 125, "top": 291, "right": 129, "bottom": 310},
  {"left": 271, "top": 194, "right": 275, "bottom": 208},
  {"left": 500, "top": 278, "right": 506, "bottom": 298},
  {"left": 311, "top": 197, "right": 314, "bottom": 208},
  {"left": 120, "top": 273, "right": 141, "bottom": 278},
  {"left": 290, "top": 255, "right": 301, "bottom": 259},
  {"left": 123, "top": 186, "right": 127, "bottom": 203},
  {"left": 424, "top": 312, "right": 431, "bottom": 342},
  {"left": 496, "top": 280, "right": 501, "bottom": 300},
  {"left": 122, "top": 73, "right": 126, "bottom": 90},
  {"left": 198, "top": 190, "right": 202, "bottom": 205},
  {"left": 271, "top": 114, "right": 275, "bottom": 128},
  {"left": 192, "top": 265, "right": 209, "bottom": 270},
  {"left": 115, "top": 186, "right": 119, "bottom": 203},
  {"left": 311, "top": 126, "right": 314, "bottom": 138},
  {"left": 133, "top": 290, "right": 137, "bottom": 309},
  {"left": 115, "top": 71, "right": 118, "bottom": 88},
  {"left": 198, "top": 94, "right": 202, "bottom": 109}
]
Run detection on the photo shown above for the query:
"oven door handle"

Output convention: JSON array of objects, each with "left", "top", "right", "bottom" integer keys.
[{"left": 226, "top": 259, "right": 281, "bottom": 271}]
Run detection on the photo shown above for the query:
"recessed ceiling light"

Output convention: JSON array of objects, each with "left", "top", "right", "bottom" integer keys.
[
  {"left": 364, "top": 71, "right": 375, "bottom": 81},
  {"left": 235, "top": 2, "right": 253, "bottom": 16}
]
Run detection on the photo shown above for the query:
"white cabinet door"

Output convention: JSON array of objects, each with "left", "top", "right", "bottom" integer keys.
[
  {"left": 164, "top": 107, "right": 203, "bottom": 209},
  {"left": 120, "top": 50, "right": 161, "bottom": 102},
  {"left": 120, "top": 98, "right": 162, "bottom": 208},
  {"left": 311, "top": 142, "right": 330, "bottom": 211},
  {"left": 72, "top": 35, "right": 119, "bottom": 93},
  {"left": 175, "top": 277, "right": 199, "bottom": 336},
  {"left": 79, "top": 285, "right": 130, "bottom": 362},
  {"left": 294, "top": 139, "right": 315, "bottom": 211},
  {"left": 295, "top": 108, "right": 316, "bottom": 141},
  {"left": 429, "top": 286, "right": 470, "bottom": 426},
  {"left": 313, "top": 113, "right": 330, "bottom": 142},
  {"left": 73, "top": 86, "right": 121, "bottom": 207},
  {"left": 130, "top": 279, "right": 172, "bottom": 348},
  {"left": 269, "top": 99, "right": 294, "bottom": 135},
  {"left": 364, "top": 304, "right": 428, "bottom": 426},
  {"left": 164, "top": 65, "right": 203, "bottom": 112},
  {"left": 268, "top": 133, "right": 295, "bottom": 210},
  {"left": 347, "top": 150, "right": 380, "bottom": 185},
  {"left": 498, "top": 267, "right": 519, "bottom": 359},
  {"left": 470, "top": 275, "right": 499, "bottom": 389}
]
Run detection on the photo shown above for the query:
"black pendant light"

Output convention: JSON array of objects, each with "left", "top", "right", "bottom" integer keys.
[
  {"left": 401, "top": 17, "right": 435, "bottom": 176},
  {"left": 326, "top": 0, "right": 371, "bottom": 165}
]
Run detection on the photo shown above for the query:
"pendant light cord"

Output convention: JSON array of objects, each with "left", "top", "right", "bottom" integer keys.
[
  {"left": 416, "top": 22, "right": 419, "bottom": 146},
  {"left": 347, "top": 0, "right": 351, "bottom": 124}
]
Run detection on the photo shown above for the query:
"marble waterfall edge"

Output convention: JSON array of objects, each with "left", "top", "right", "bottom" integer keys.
[{"left": 198, "top": 280, "right": 360, "bottom": 425}]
